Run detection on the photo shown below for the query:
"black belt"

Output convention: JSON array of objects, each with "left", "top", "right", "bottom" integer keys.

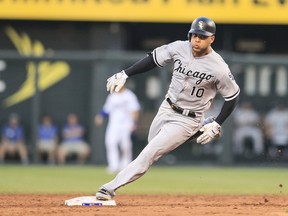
[{"left": 166, "top": 98, "right": 196, "bottom": 118}]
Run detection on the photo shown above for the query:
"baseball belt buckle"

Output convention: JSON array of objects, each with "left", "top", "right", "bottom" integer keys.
[
  {"left": 182, "top": 108, "right": 196, "bottom": 118},
  {"left": 182, "top": 109, "right": 190, "bottom": 116},
  {"left": 171, "top": 103, "right": 177, "bottom": 110}
]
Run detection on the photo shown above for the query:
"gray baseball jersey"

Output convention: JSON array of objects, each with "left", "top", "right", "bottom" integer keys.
[{"left": 153, "top": 40, "right": 240, "bottom": 113}]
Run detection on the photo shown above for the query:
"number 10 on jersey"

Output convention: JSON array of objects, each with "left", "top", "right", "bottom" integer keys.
[{"left": 191, "top": 86, "right": 205, "bottom": 98}]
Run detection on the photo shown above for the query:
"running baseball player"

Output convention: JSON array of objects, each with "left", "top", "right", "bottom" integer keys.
[
  {"left": 95, "top": 85, "right": 141, "bottom": 174},
  {"left": 96, "top": 16, "right": 240, "bottom": 200}
]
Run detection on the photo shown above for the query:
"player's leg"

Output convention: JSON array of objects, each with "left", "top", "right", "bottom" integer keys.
[
  {"left": 105, "top": 128, "right": 120, "bottom": 173},
  {"left": 96, "top": 103, "right": 169, "bottom": 199},
  {"left": 97, "top": 120, "right": 194, "bottom": 200},
  {"left": 118, "top": 129, "right": 133, "bottom": 171},
  {"left": 96, "top": 100, "right": 200, "bottom": 200},
  {"left": 147, "top": 103, "right": 167, "bottom": 142}
]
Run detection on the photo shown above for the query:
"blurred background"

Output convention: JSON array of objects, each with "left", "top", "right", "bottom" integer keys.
[{"left": 0, "top": 1, "right": 288, "bottom": 166}]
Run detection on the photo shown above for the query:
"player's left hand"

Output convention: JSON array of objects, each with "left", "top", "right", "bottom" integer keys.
[
  {"left": 196, "top": 121, "right": 221, "bottom": 144},
  {"left": 106, "top": 70, "right": 128, "bottom": 93}
]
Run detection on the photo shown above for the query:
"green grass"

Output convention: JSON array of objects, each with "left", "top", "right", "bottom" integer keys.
[{"left": 0, "top": 165, "right": 287, "bottom": 195}]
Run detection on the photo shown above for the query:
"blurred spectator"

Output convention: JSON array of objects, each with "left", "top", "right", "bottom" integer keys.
[
  {"left": 264, "top": 103, "right": 288, "bottom": 157},
  {"left": 233, "top": 102, "right": 264, "bottom": 156},
  {"left": 95, "top": 85, "right": 140, "bottom": 174},
  {"left": 0, "top": 113, "right": 29, "bottom": 165},
  {"left": 37, "top": 115, "right": 58, "bottom": 165},
  {"left": 57, "top": 113, "right": 90, "bottom": 165}
]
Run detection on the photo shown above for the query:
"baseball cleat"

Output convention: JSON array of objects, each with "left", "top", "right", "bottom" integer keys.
[{"left": 96, "top": 187, "right": 115, "bottom": 201}]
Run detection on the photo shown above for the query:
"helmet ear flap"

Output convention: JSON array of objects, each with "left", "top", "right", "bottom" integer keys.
[{"left": 187, "top": 33, "right": 190, "bottom": 41}]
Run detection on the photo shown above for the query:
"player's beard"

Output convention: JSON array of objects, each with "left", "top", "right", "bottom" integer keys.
[{"left": 192, "top": 45, "right": 211, "bottom": 57}]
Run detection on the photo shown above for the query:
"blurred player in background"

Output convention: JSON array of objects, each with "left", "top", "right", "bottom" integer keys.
[
  {"left": 37, "top": 115, "right": 58, "bottom": 165},
  {"left": 0, "top": 113, "right": 29, "bottom": 165},
  {"left": 95, "top": 85, "right": 140, "bottom": 174},
  {"left": 57, "top": 113, "right": 90, "bottom": 165},
  {"left": 233, "top": 102, "right": 264, "bottom": 156},
  {"left": 264, "top": 103, "right": 288, "bottom": 157},
  {"left": 96, "top": 16, "right": 240, "bottom": 200}
]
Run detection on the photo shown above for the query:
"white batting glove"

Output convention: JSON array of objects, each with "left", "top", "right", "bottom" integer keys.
[
  {"left": 196, "top": 121, "right": 221, "bottom": 145},
  {"left": 106, "top": 70, "right": 128, "bottom": 93}
]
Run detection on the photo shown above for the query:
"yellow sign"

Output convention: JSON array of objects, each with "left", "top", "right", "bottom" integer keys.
[
  {"left": 0, "top": 0, "right": 288, "bottom": 24},
  {"left": 3, "top": 27, "right": 70, "bottom": 107}
]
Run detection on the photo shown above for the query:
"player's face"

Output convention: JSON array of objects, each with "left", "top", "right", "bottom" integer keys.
[{"left": 191, "top": 33, "right": 215, "bottom": 57}]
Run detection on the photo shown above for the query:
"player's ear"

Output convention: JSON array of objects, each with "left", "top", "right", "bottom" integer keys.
[{"left": 209, "top": 35, "right": 215, "bottom": 44}]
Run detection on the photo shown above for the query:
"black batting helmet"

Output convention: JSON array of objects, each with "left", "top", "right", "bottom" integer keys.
[{"left": 188, "top": 17, "right": 216, "bottom": 40}]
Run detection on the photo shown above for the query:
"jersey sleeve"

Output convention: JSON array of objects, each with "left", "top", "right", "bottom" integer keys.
[
  {"left": 102, "top": 94, "right": 113, "bottom": 113},
  {"left": 216, "top": 66, "right": 240, "bottom": 101},
  {"left": 152, "top": 41, "right": 180, "bottom": 68}
]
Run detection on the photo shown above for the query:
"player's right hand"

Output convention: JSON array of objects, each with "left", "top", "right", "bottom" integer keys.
[{"left": 106, "top": 70, "right": 128, "bottom": 94}]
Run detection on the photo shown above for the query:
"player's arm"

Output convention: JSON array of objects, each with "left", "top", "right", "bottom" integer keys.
[
  {"left": 124, "top": 53, "right": 157, "bottom": 77},
  {"left": 215, "top": 95, "right": 239, "bottom": 125},
  {"left": 106, "top": 41, "right": 177, "bottom": 93},
  {"left": 188, "top": 96, "right": 238, "bottom": 142},
  {"left": 95, "top": 110, "right": 109, "bottom": 126},
  {"left": 131, "top": 110, "right": 140, "bottom": 132},
  {"left": 195, "top": 65, "right": 241, "bottom": 144},
  {"left": 196, "top": 92, "right": 240, "bottom": 145},
  {"left": 106, "top": 53, "right": 157, "bottom": 93}
]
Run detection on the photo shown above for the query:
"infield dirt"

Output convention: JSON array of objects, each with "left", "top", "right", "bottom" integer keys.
[{"left": 1, "top": 194, "right": 288, "bottom": 216}]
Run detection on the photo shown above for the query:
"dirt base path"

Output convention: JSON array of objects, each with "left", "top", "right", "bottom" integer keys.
[{"left": 1, "top": 194, "right": 288, "bottom": 216}]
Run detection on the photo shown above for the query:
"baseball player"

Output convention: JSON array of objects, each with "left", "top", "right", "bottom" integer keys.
[
  {"left": 95, "top": 85, "right": 141, "bottom": 174},
  {"left": 96, "top": 16, "right": 240, "bottom": 200},
  {"left": 264, "top": 103, "right": 288, "bottom": 157}
]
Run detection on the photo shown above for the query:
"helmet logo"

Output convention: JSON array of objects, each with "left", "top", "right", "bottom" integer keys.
[{"left": 198, "top": 21, "right": 204, "bottom": 29}]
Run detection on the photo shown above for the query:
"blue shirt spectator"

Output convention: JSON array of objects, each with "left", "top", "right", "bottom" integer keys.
[
  {"left": 38, "top": 123, "right": 57, "bottom": 140},
  {"left": 0, "top": 113, "right": 29, "bottom": 164},
  {"left": 57, "top": 113, "right": 90, "bottom": 165},
  {"left": 37, "top": 115, "right": 58, "bottom": 164},
  {"left": 2, "top": 124, "right": 24, "bottom": 143},
  {"left": 62, "top": 124, "right": 84, "bottom": 142}
]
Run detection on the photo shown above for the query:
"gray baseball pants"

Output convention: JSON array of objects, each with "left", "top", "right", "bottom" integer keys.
[{"left": 102, "top": 99, "right": 202, "bottom": 192}]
